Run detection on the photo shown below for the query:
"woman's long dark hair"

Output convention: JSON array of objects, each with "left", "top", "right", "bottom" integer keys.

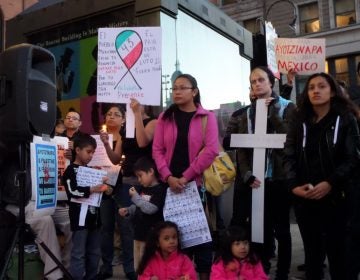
[
  {"left": 213, "top": 226, "right": 259, "bottom": 266},
  {"left": 297, "top": 72, "right": 360, "bottom": 122},
  {"left": 162, "top": 74, "right": 201, "bottom": 120},
  {"left": 137, "top": 221, "right": 182, "bottom": 275}
]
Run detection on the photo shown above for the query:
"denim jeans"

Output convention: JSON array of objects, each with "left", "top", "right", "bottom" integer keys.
[
  {"left": 70, "top": 228, "right": 101, "bottom": 280},
  {"left": 113, "top": 177, "right": 138, "bottom": 275},
  {"left": 99, "top": 198, "right": 117, "bottom": 275}
]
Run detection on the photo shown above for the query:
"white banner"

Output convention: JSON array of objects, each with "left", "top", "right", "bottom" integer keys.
[{"left": 97, "top": 27, "right": 162, "bottom": 105}]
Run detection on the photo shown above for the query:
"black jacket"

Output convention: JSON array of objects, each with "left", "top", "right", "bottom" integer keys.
[
  {"left": 283, "top": 110, "right": 360, "bottom": 203},
  {"left": 225, "top": 92, "right": 295, "bottom": 186},
  {"left": 62, "top": 163, "right": 101, "bottom": 231}
]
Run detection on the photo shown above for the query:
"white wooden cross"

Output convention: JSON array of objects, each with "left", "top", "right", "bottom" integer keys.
[{"left": 230, "top": 99, "right": 286, "bottom": 243}]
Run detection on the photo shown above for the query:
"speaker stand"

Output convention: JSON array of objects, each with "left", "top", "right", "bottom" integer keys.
[{"left": 0, "top": 142, "right": 73, "bottom": 280}]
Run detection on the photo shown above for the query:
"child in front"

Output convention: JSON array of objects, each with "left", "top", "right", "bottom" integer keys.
[
  {"left": 210, "top": 227, "right": 268, "bottom": 280},
  {"left": 62, "top": 133, "right": 112, "bottom": 280},
  {"left": 137, "top": 221, "right": 197, "bottom": 279},
  {"left": 119, "top": 156, "right": 167, "bottom": 271}
]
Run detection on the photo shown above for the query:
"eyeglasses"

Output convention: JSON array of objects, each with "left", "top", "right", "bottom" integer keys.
[
  {"left": 106, "top": 112, "right": 123, "bottom": 118},
  {"left": 172, "top": 86, "right": 194, "bottom": 92},
  {"left": 65, "top": 116, "right": 80, "bottom": 121}
]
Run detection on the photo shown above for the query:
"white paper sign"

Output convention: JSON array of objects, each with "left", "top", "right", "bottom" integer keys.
[
  {"left": 52, "top": 136, "right": 69, "bottom": 201},
  {"left": 101, "top": 165, "right": 121, "bottom": 186},
  {"left": 79, "top": 204, "right": 89, "bottom": 226},
  {"left": 97, "top": 27, "right": 162, "bottom": 106},
  {"left": 88, "top": 134, "right": 113, "bottom": 167},
  {"left": 76, "top": 166, "right": 107, "bottom": 186},
  {"left": 126, "top": 103, "right": 135, "bottom": 138},
  {"left": 265, "top": 21, "right": 280, "bottom": 79},
  {"left": 71, "top": 166, "right": 107, "bottom": 207},
  {"left": 163, "top": 181, "right": 212, "bottom": 248},
  {"left": 275, "top": 38, "right": 326, "bottom": 75}
]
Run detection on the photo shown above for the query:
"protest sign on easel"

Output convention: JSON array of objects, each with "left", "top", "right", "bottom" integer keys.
[
  {"left": 97, "top": 27, "right": 162, "bottom": 138},
  {"left": 230, "top": 99, "right": 286, "bottom": 243},
  {"left": 30, "top": 136, "right": 58, "bottom": 216}
]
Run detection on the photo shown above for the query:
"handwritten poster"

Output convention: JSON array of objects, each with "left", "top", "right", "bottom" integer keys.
[
  {"left": 71, "top": 166, "right": 107, "bottom": 207},
  {"left": 53, "top": 136, "right": 69, "bottom": 200},
  {"left": 163, "top": 181, "right": 212, "bottom": 248},
  {"left": 101, "top": 165, "right": 121, "bottom": 186},
  {"left": 31, "top": 137, "right": 58, "bottom": 214},
  {"left": 88, "top": 134, "right": 113, "bottom": 167},
  {"left": 275, "top": 38, "right": 326, "bottom": 75},
  {"left": 265, "top": 21, "right": 280, "bottom": 79},
  {"left": 97, "top": 27, "right": 162, "bottom": 105},
  {"left": 88, "top": 134, "right": 120, "bottom": 186}
]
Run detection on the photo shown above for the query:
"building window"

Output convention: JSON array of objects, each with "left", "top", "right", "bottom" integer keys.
[
  {"left": 0, "top": 8, "right": 3, "bottom": 52},
  {"left": 243, "top": 18, "right": 261, "bottom": 34},
  {"left": 335, "top": 57, "right": 349, "bottom": 85},
  {"left": 208, "top": 0, "right": 219, "bottom": 5},
  {"left": 222, "top": 0, "right": 237, "bottom": 4},
  {"left": 334, "top": 0, "right": 356, "bottom": 27},
  {"left": 299, "top": 2, "right": 320, "bottom": 34},
  {"left": 325, "top": 60, "right": 329, "bottom": 74},
  {"left": 356, "top": 56, "right": 360, "bottom": 86}
]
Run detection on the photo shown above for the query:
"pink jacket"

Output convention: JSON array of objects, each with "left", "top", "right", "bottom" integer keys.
[
  {"left": 152, "top": 105, "right": 219, "bottom": 186},
  {"left": 210, "top": 259, "right": 268, "bottom": 280},
  {"left": 138, "top": 251, "right": 197, "bottom": 280}
]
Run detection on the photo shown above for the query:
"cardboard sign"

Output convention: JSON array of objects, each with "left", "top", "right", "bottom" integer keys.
[{"left": 275, "top": 38, "right": 326, "bottom": 75}]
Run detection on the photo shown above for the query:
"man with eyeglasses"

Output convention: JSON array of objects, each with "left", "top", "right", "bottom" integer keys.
[
  {"left": 61, "top": 110, "right": 85, "bottom": 161},
  {"left": 56, "top": 109, "right": 85, "bottom": 272}
]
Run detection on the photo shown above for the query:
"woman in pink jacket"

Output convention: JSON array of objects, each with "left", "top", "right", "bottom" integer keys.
[
  {"left": 137, "top": 221, "right": 197, "bottom": 280},
  {"left": 210, "top": 227, "right": 268, "bottom": 280},
  {"left": 152, "top": 74, "right": 219, "bottom": 279}
]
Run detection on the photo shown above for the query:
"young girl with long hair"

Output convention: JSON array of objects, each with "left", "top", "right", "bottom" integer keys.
[
  {"left": 137, "top": 221, "right": 197, "bottom": 280},
  {"left": 211, "top": 227, "right": 267, "bottom": 279}
]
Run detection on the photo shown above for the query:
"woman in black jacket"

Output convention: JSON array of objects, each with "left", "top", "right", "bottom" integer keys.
[{"left": 283, "top": 72, "right": 360, "bottom": 280}]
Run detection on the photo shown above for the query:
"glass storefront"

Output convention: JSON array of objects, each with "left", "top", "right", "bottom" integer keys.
[{"left": 160, "top": 10, "right": 251, "bottom": 111}]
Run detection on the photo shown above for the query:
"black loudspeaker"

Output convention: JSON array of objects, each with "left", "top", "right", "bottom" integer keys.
[{"left": 0, "top": 43, "right": 56, "bottom": 142}]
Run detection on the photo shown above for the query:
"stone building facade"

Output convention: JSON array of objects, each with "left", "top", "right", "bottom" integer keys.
[{"left": 211, "top": 0, "right": 360, "bottom": 101}]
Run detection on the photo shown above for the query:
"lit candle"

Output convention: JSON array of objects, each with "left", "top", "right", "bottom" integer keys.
[{"left": 102, "top": 124, "right": 107, "bottom": 132}]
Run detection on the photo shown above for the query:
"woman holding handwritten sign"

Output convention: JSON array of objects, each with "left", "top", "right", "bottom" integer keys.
[{"left": 152, "top": 74, "right": 219, "bottom": 280}]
